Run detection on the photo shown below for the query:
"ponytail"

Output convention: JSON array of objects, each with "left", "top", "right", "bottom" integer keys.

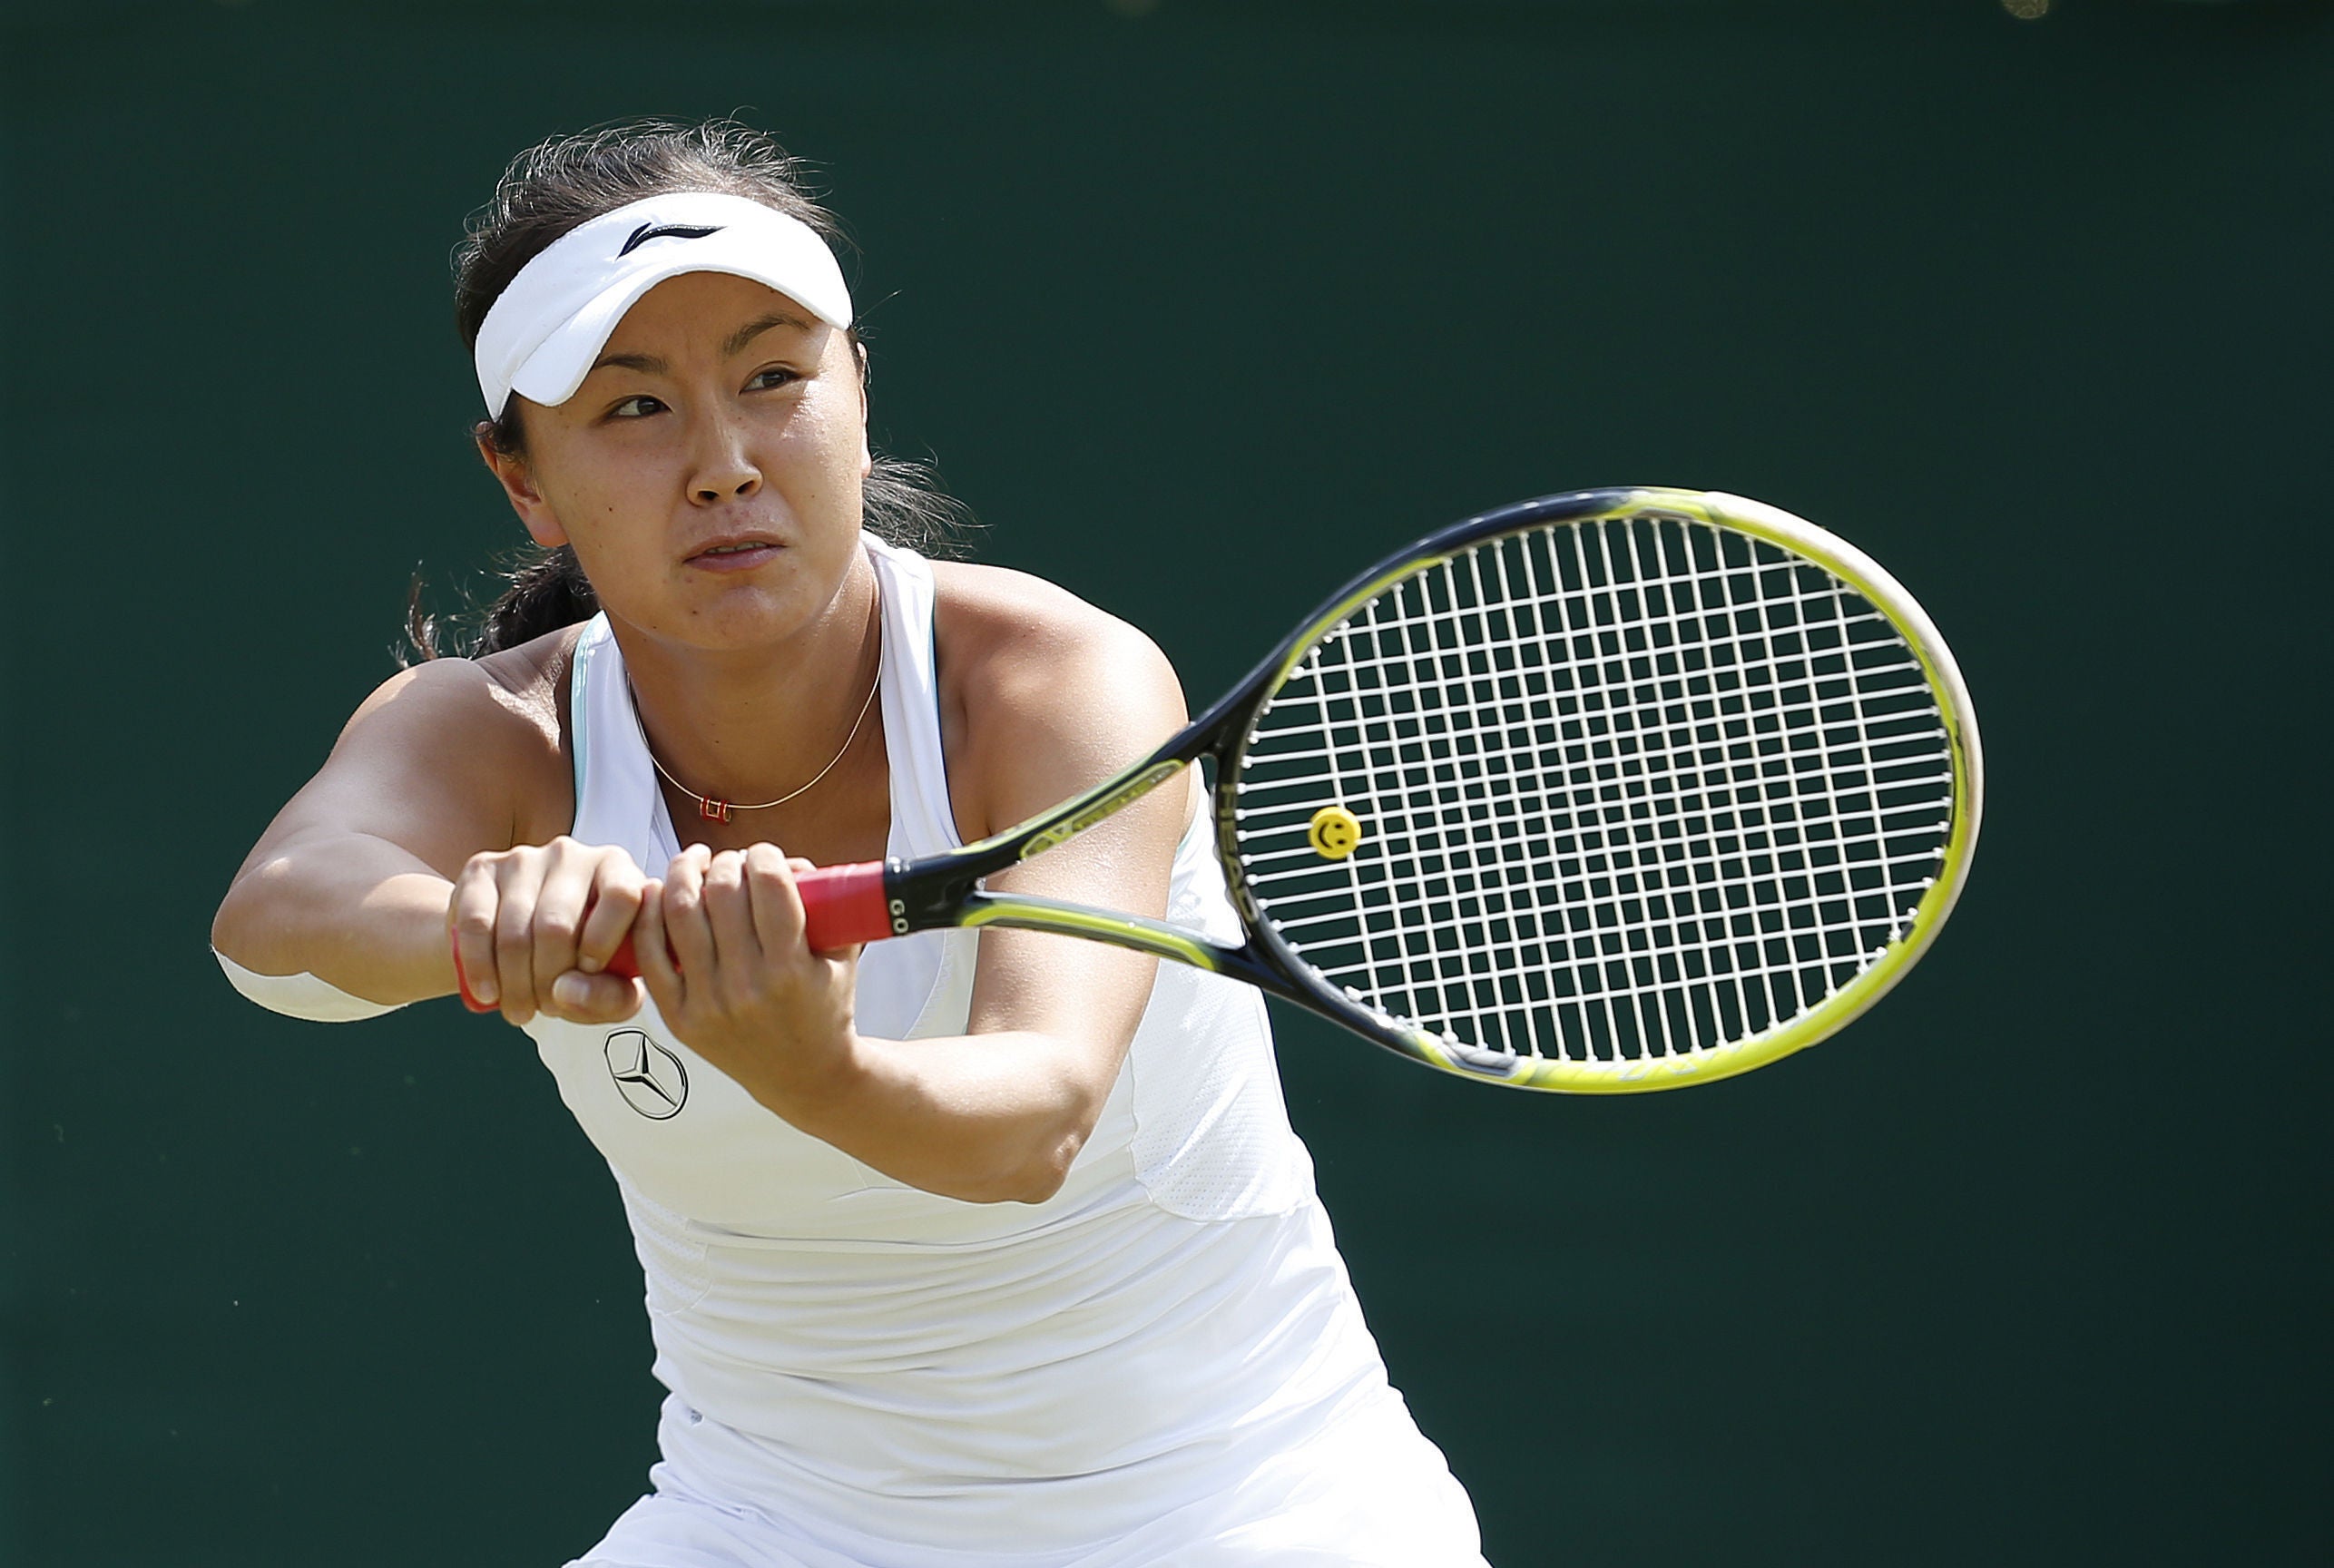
[{"left": 405, "top": 545, "right": 598, "bottom": 663}]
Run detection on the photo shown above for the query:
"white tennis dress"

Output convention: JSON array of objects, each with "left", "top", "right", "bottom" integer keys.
[{"left": 527, "top": 535, "right": 1487, "bottom": 1568}]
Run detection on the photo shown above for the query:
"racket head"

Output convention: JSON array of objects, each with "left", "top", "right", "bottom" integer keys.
[{"left": 1212, "top": 487, "right": 1982, "bottom": 1093}]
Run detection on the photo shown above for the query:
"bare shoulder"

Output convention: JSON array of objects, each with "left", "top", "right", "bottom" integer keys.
[
  {"left": 927, "top": 561, "right": 1187, "bottom": 838},
  {"left": 348, "top": 627, "right": 572, "bottom": 750},
  {"left": 928, "top": 560, "right": 1182, "bottom": 717},
  {"left": 473, "top": 623, "right": 582, "bottom": 740},
  {"left": 324, "top": 626, "right": 583, "bottom": 842}
]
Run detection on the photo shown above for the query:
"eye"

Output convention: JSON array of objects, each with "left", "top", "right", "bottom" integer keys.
[
  {"left": 746, "top": 366, "right": 801, "bottom": 392},
  {"left": 608, "top": 395, "right": 667, "bottom": 419}
]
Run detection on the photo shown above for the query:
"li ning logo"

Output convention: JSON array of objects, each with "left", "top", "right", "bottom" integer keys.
[
  {"left": 619, "top": 221, "right": 724, "bottom": 257},
  {"left": 603, "top": 1029, "right": 689, "bottom": 1120}
]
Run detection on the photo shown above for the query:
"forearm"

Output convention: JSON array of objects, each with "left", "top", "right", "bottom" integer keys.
[
  {"left": 767, "top": 1030, "right": 1113, "bottom": 1205},
  {"left": 211, "top": 830, "right": 456, "bottom": 1006}
]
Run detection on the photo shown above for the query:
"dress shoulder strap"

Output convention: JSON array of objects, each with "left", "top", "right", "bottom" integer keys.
[
  {"left": 862, "top": 534, "right": 963, "bottom": 859},
  {"left": 568, "top": 613, "right": 668, "bottom": 869}
]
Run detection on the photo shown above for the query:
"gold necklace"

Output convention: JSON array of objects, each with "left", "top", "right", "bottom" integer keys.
[{"left": 634, "top": 646, "right": 883, "bottom": 826}]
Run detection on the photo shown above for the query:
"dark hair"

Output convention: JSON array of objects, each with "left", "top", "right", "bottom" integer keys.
[{"left": 407, "top": 119, "right": 974, "bottom": 662}]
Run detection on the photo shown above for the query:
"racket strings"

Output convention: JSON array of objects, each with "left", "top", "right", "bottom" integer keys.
[
  {"left": 1352, "top": 528, "right": 1928, "bottom": 1055},
  {"left": 1232, "top": 514, "right": 1956, "bottom": 1064},
  {"left": 1269, "top": 581, "right": 1840, "bottom": 1055},
  {"left": 1454, "top": 538, "right": 1926, "bottom": 1054}
]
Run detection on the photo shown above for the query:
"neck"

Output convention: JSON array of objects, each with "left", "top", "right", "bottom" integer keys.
[{"left": 613, "top": 554, "right": 885, "bottom": 823}]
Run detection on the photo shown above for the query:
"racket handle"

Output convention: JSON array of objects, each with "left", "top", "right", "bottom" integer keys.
[
  {"left": 797, "top": 861, "right": 896, "bottom": 948},
  {"left": 600, "top": 860, "right": 894, "bottom": 979}
]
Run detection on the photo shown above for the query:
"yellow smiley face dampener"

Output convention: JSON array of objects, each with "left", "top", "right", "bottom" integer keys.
[{"left": 1309, "top": 806, "right": 1364, "bottom": 860}]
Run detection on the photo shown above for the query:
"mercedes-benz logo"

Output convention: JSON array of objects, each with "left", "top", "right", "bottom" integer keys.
[{"left": 603, "top": 1029, "right": 688, "bottom": 1120}]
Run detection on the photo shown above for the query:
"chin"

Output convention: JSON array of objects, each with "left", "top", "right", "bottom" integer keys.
[
  {"left": 599, "top": 528, "right": 865, "bottom": 652},
  {"left": 658, "top": 581, "right": 834, "bottom": 653}
]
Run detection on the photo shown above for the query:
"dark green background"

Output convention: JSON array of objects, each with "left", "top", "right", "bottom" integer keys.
[{"left": 2, "top": 1, "right": 2327, "bottom": 1563}]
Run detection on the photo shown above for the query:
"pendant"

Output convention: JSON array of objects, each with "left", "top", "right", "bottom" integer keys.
[{"left": 700, "top": 797, "right": 734, "bottom": 824}]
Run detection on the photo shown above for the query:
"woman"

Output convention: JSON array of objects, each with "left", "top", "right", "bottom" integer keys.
[{"left": 212, "top": 121, "right": 1487, "bottom": 1568}]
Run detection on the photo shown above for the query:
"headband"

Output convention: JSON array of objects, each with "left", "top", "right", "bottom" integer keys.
[{"left": 473, "top": 191, "right": 854, "bottom": 416}]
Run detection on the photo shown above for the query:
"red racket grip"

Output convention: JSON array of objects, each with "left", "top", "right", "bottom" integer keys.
[
  {"left": 600, "top": 860, "right": 894, "bottom": 980},
  {"left": 797, "top": 861, "right": 896, "bottom": 948}
]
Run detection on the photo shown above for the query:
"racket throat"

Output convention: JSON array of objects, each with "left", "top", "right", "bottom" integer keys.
[{"left": 948, "top": 891, "right": 1292, "bottom": 994}]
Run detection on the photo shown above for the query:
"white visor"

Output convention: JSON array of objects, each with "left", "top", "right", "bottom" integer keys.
[{"left": 473, "top": 191, "right": 854, "bottom": 416}]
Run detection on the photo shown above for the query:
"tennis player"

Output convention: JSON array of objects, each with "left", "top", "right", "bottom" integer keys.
[{"left": 211, "top": 120, "right": 1488, "bottom": 1568}]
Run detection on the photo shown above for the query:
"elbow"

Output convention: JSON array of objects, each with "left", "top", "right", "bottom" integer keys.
[
  {"left": 212, "top": 857, "right": 298, "bottom": 972},
  {"left": 995, "top": 1060, "right": 1126, "bottom": 1203},
  {"left": 1005, "top": 1129, "right": 1087, "bottom": 1205},
  {"left": 211, "top": 853, "right": 316, "bottom": 974},
  {"left": 210, "top": 876, "right": 261, "bottom": 967},
  {"left": 833, "top": 1042, "right": 1114, "bottom": 1205},
  {"left": 996, "top": 1076, "right": 1113, "bottom": 1203},
  {"left": 945, "top": 1122, "right": 1089, "bottom": 1206}
]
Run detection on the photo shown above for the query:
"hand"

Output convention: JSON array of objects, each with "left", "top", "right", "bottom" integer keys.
[
  {"left": 632, "top": 843, "right": 862, "bottom": 1113},
  {"left": 448, "top": 837, "right": 648, "bottom": 1025}
]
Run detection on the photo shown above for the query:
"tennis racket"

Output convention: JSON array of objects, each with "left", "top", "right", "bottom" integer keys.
[{"left": 610, "top": 487, "right": 1982, "bottom": 1093}]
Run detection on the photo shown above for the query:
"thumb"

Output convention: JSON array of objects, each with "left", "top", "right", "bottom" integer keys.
[{"left": 550, "top": 967, "right": 643, "bottom": 1023}]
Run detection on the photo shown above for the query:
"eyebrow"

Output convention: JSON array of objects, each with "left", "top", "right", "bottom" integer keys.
[
  {"left": 590, "top": 349, "right": 668, "bottom": 375},
  {"left": 721, "top": 309, "right": 816, "bottom": 357},
  {"left": 587, "top": 310, "right": 819, "bottom": 377}
]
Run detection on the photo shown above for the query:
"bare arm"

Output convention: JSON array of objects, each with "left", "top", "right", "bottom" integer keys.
[
  {"left": 636, "top": 576, "right": 1192, "bottom": 1202},
  {"left": 211, "top": 646, "right": 643, "bottom": 1024}
]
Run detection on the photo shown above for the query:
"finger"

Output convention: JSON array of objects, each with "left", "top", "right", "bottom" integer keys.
[
  {"left": 633, "top": 879, "right": 685, "bottom": 1016},
  {"left": 747, "top": 843, "right": 807, "bottom": 954},
  {"left": 704, "top": 849, "right": 760, "bottom": 971},
  {"left": 531, "top": 845, "right": 599, "bottom": 995},
  {"left": 547, "top": 967, "right": 643, "bottom": 1024},
  {"left": 576, "top": 854, "right": 647, "bottom": 974},
  {"left": 661, "top": 847, "right": 719, "bottom": 985},
  {"left": 494, "top": 853, "right": 546, "bottom": 1024},
  {"left": 817, "top": 940, "right": 862, "bottom": 994},
  {"left": 450, "top": 860, "right": 503, "bottom": 1008}
]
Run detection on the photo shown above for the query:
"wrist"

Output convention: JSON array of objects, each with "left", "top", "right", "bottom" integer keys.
[{"left": 746, "top": 1026, "right": 875, "bottom": 1137}]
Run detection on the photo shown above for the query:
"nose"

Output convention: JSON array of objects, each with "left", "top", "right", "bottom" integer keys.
[{"left": 687, "top": 412, "right": 761, "bottom": 505}]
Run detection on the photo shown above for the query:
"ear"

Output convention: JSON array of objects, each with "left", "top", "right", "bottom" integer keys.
[
  {"left": 474, "top": 419, "right": 569, "bottom": 548},
  {"left": 853, "top": 340, "right": 873, "bottom": 482}
]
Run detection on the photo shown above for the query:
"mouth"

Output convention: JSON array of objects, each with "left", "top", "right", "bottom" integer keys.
[{"left": 685, "top": 534, "right": 786, "bottom": 572}]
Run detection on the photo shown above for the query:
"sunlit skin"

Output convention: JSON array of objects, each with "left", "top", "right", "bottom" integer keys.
[
  {"left": 213, "top": 264, "right": 1195, "bottom": 1202},
  {"left": 492, "top": 273, "right": 872, "bottom": 651},
  {"left": 485, "top": 270, "right": 884, "bottom": 807}
]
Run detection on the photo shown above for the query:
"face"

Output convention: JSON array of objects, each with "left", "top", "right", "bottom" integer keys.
[{"left": 482, "top": 269, "right": 872, "bottom": 652}]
